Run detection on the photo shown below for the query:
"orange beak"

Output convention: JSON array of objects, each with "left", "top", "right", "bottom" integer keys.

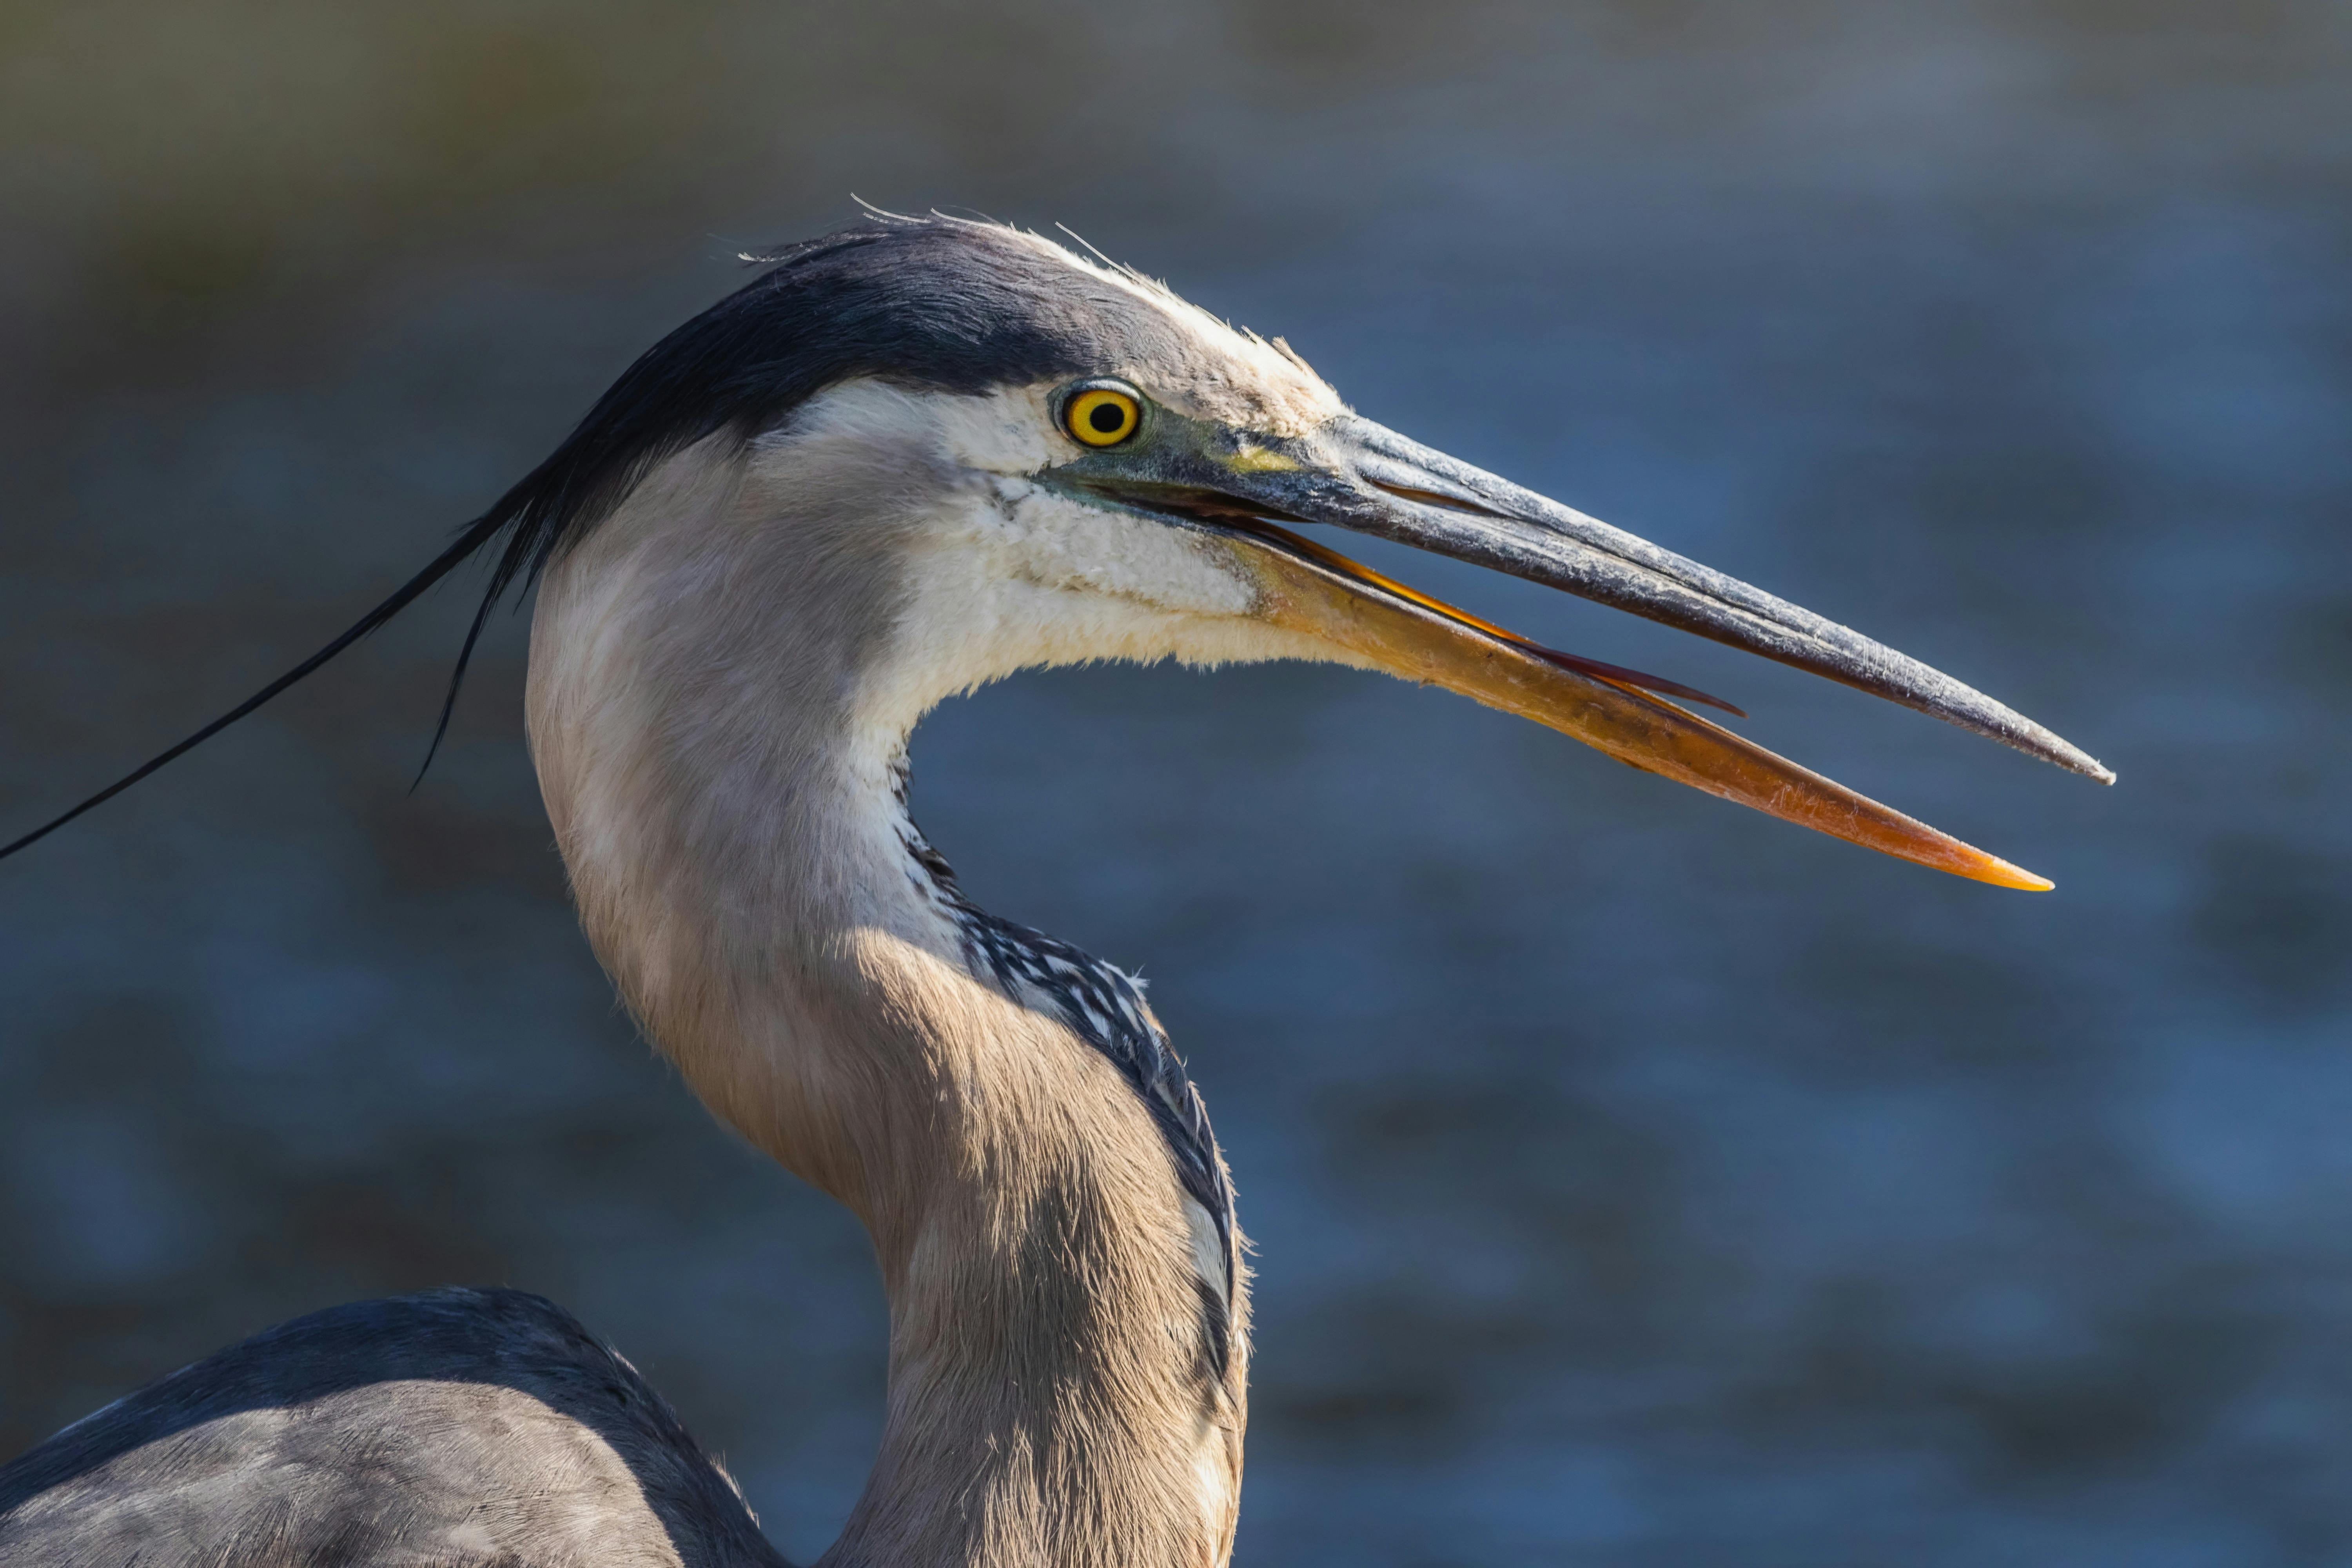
[{"left": 1220, "top": 519, "right": 2052, "bottom": 891}]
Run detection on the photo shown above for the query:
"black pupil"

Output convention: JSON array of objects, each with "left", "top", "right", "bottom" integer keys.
[{"left": 1088, "top": 401, "right": 1127, "bottom": 434}]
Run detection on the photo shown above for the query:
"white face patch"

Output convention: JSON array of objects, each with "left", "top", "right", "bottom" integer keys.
[{"left": 752, "top": 379, "right": 1335, "bottom": 749}]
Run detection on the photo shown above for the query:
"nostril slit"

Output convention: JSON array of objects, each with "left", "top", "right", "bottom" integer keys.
[{"left": 1366, "top": 479, "right": 1502, "bottom": 518}]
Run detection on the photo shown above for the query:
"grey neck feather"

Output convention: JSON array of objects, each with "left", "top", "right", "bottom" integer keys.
[{"left": 524, "top": 430, "right": 1246, "bottom": 1568}]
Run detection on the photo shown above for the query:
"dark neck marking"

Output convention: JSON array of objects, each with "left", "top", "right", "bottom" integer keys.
[{"left": 888, "top": 762, "right": 1238, "bottom": 1377}]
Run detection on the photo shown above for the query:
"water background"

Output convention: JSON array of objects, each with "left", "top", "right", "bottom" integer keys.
[{"left": 2, "top": 4, "right": 2348, "bottom": 1562}]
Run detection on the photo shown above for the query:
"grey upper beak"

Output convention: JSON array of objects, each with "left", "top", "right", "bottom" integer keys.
[{"left": 1319, "top": 417, "right": 2111, "bottom": 782}]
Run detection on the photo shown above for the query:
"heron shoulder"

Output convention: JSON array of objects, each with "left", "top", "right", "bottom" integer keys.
[{"left": 0, "top": 1287, "right": 786, "bottom": 1568}]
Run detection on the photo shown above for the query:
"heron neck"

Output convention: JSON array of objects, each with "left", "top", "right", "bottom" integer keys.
[{"left": 523, "top": 445, "right": 1243, "bottom": 1568}]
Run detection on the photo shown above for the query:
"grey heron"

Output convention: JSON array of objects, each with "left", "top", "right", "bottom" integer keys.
[{"left": 0, "top": 213, "right": 2109, "bottom": 1566}]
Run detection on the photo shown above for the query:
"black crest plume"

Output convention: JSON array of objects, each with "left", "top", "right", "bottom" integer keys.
[{"left": 1, "top": 215, "right": 1117, "bottom": 861}]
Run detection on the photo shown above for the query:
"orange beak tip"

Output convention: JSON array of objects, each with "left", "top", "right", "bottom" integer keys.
[{"left": 1971, "top": 855, "right": 2055, "bottom": 893}]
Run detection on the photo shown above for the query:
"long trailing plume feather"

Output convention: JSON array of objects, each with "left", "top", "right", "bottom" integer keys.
[
  {"left": 0, "top": 264, "right": 773, "bottom": 858},
  {"left": 0, "top": 518, "right": 504, "bottom": 862},
  {"left": 0, "top": 328, "right": 747, "bottom": 864}
]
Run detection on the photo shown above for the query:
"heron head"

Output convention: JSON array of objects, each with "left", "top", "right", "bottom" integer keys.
[{"left": 608, "top": 213, "right": 2096, "bottom": 889}]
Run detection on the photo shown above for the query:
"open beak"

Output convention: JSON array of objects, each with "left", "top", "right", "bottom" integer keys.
[{"left": 1058, "top": 414, "right": 2111, "bottom": 891}]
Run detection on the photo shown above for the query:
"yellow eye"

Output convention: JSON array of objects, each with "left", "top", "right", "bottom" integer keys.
[{"left": 1065, "top": 386, "right": 1141, "bottom": 447}]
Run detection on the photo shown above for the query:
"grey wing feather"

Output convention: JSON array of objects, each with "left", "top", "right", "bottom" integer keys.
[{"left": 0, "top": 1287, "right": 789, "bottom": 1568}]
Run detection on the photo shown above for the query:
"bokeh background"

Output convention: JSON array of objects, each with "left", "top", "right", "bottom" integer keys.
[{"left": 2, "top": 3, "right": 2347, "bottom": 1562}]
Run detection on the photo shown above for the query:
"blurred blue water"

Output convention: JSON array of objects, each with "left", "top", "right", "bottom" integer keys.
[{"left": 2, "top": 5, "right": 2348, "bottom": 1563}]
